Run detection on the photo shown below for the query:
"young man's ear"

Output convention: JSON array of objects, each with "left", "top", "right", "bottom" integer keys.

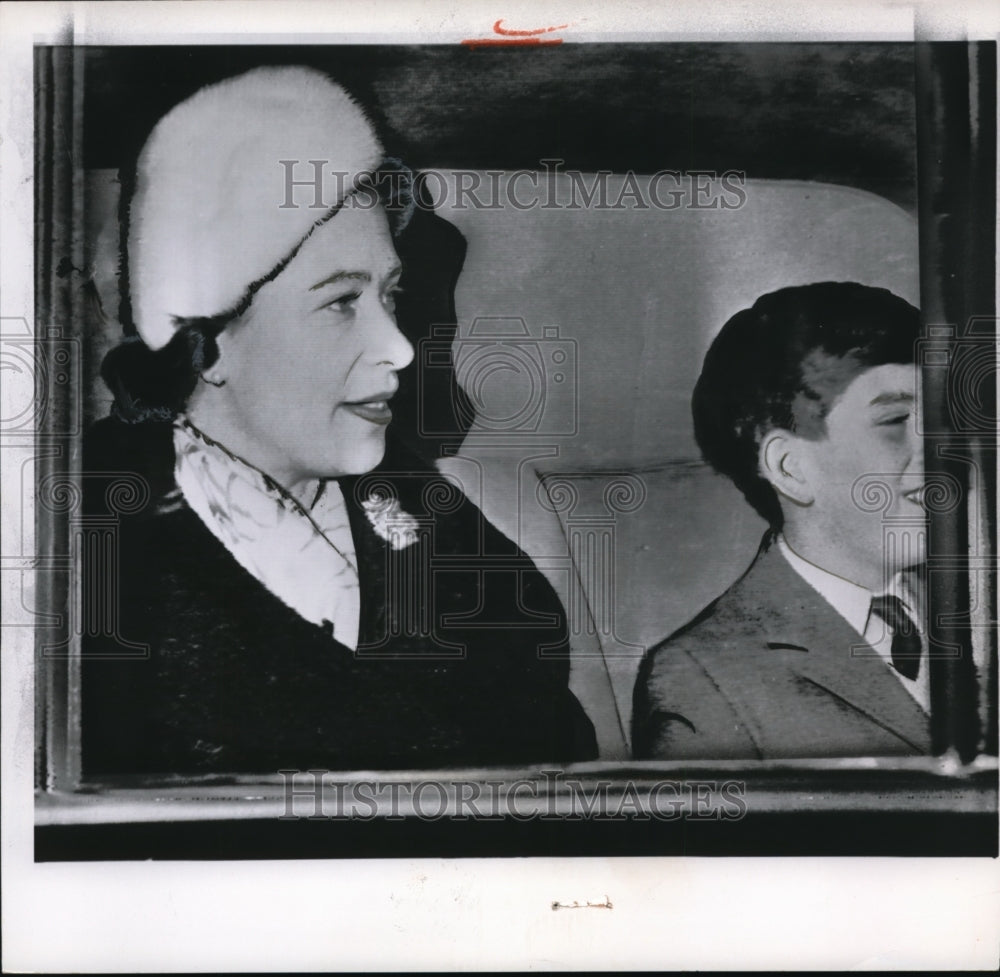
[{"left": 758, "top": 429, "right": 814, "bottom": 507}]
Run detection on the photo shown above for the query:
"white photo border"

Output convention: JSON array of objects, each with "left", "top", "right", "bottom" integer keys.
[{"left": 3, "top": 1, "right": 999, "bottom": 971}]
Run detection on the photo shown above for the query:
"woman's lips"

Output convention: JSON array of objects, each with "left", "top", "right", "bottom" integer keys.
[{"left": 343, "top": 399, "right": 393, "bottom": 425}]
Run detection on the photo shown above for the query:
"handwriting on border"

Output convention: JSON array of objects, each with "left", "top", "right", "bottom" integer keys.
[{"left": 551, "top": 895, "right": 613, "bottom": 911}]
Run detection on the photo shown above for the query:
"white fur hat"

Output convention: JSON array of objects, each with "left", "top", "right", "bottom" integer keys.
[{"left": 127, "top": 66, "right": 383, "bottom": 350}]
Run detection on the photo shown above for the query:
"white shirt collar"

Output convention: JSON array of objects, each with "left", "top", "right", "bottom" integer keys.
[
  {"left": 777, "top": 535, "right": 874, "bottom": 637},
  {"left": 776, "top": 535, "right": 927, "bottom": 710},
  {"left": 777, "top": 535, "right": 919, "bottom": 636}
]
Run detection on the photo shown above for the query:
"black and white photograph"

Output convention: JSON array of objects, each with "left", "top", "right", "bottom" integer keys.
[{"left": 2, "top": 0, "right": 998, "bottom": 970}]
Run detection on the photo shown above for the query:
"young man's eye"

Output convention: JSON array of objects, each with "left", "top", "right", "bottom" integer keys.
[
  {"left": 878, "top": 413, "right": 910, "bottom": 427},
  {"left": 381, "top": 285, "right": 404, "bottom": 311}
]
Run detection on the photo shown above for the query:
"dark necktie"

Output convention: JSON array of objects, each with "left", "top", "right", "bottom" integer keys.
[{"left": 869, "top": 594, "right": 922, "bottom": 680}]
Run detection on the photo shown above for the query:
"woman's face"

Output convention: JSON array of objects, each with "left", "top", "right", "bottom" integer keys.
[{"left": 206, "top": 204, "right": 415, "bottom": 490}]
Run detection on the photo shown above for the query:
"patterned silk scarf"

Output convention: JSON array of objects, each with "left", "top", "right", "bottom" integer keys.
[{"left": 173, "top": 418, "right": 362, "bottom": 650}]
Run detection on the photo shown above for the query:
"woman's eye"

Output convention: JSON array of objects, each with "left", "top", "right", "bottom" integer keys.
[{"left": 320, "top": 291, "right": 361, "bottom": 315}]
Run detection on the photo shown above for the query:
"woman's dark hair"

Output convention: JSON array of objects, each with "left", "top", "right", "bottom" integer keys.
[
  {"left": 103, "top": 159, "right": 416, "bottom": 423},
  {"left": 692, "top": 281, "right": 921, "bottom": 529}
]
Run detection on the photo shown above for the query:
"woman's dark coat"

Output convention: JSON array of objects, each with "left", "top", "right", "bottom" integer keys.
[{"left": 81, "top": 419, "right": 597, "bottom": 775}]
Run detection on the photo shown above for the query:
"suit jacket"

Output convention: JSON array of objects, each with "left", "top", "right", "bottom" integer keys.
[
  {"left": 632, "top": 535, "right": 932, "bottom": 760},
  {"left": 81, "top": 418, "right": 597, "bottom": 775}
]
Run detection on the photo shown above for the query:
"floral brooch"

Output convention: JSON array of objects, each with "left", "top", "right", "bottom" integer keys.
[{"left": 361, "top": 492, "right": 420, "bottom": 550}]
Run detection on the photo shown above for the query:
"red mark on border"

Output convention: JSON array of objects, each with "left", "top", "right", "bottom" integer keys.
[{"left": 462, "top": 19, "right": 569, "bottom": 48}]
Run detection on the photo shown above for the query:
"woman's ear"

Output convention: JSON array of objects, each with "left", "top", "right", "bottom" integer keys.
[
  {"left": 201, "top": 330, "right": 231, "bottom": 388},
  {"left": 759, "top": 429, "right": 814, "bottom": 507}
]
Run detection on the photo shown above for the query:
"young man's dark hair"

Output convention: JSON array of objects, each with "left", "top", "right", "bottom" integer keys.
[{"left": 692, "top": 281, "right": 920, "bottom": 528}]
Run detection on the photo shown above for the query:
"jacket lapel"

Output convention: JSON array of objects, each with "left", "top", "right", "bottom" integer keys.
[{"left": 742, "top": 539, "right": 931, "bottom": 753}]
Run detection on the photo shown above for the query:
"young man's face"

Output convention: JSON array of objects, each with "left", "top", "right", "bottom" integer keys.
[{"left": 793, "top": 362, "right": 925, "bottom": 588}]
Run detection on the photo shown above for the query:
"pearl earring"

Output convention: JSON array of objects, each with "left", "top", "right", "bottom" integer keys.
[{"left": 202, "top": 372, "right": 226, "bottom": 388}]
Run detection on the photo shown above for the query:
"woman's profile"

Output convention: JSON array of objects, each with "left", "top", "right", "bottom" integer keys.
[{"left": 81, "top": 66, "right": 597, "bottom": 774}]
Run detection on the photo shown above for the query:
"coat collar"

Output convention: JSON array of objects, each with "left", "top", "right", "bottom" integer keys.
[{"left": 731, "top": 534, "right": 931, "bottom": 752}]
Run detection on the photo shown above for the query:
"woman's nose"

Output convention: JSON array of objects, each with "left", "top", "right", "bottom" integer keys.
[{"left": 372, "top": 306, "right": 415, "bottom": 371}]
